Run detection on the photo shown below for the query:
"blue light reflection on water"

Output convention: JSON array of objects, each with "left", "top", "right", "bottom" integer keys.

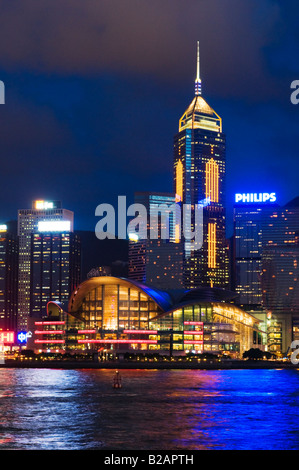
[{"left": 0, "top": 368, "right": 299, "bottom": 450}]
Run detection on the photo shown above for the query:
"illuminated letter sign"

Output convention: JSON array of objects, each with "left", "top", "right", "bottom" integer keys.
[
  {"left": 17, "top": 331, "right": 28, "bottom": 344},
  {"left": 0, "top": 331, "right": 14, "bottom": 344},
  {"left": 35, "top": 200, "right": 54, "bottom": 210},
  {"left": 235, "top": 193, "right": 277, "bottom": 204}
]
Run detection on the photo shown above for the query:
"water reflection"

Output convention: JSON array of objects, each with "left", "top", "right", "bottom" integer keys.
[{"left": 0, "top": 368, "right": 298, "bottom": 449}]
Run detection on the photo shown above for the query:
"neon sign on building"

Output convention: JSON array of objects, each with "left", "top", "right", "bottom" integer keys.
[
  {"left": 34, "top": 200, "right": 54, "bottom": 210},
  {"left": 0, "top": 331, "right": 14, "bottom": 344},
  {"left": 235, "top": 193, "right": 277, "bottom": 204}
]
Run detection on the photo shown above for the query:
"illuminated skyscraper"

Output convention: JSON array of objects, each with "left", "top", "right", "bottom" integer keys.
[
  {"left": 233, "top": 194, "right": 280, "bottom": 307},
  {"left": 31, "top": 225, "right": 81, "bottom": 319},
  {"left": 261, "top": 197, "right": 299, "bottom": 353},
  {"left": 233, "top": 194, "right": 299, "bottom": 354},
  {"left": 17, "top": 200, "right": 74, "bottom": 330},
  {"left": 234, "top": 205, "right": 264, "bottom": 307},
  {"left": 128, "top": 192, "right": 184, "bottom": 290},
  {"left": 174, "top": 43, "right": 228, "bottom": 288}
]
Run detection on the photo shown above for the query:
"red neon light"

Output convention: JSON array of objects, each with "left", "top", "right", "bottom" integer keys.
[
  {"left": 35, "top": 330, "right": 65, "bottom": 335},
  {"left": 78, "top": 330, "right": 97, "bottom": 334},
  {"left": 184, "top": 331, "right": 203, "bottom": 335},
  {"left": 184, "top": 340, "right": 204, "bottom": 344},
  {"left": 34, "top": 339, "right": 65, "bottom": 344},
  {"left": 123, "top": 330, "right": 158, "bottom": 335},
  {"left": 0, "top": 331, "right": 14, "bottom": 344},
  {"left": 77, "top": 339, "right": 157, "bottom": 344},
  {"left": 184, "top": 321, "right": 204, "bottom": 325},
  {"left": 35, "top": 321, "right": 65, "bottom": 325}
]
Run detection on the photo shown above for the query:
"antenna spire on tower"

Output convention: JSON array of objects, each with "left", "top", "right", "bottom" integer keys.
[{"left": 195, "top": 41, "right": 202, "bottom": 96}]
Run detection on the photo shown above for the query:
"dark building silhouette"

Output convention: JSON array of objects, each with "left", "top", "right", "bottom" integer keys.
[{"left": 76, "top": 230, "right": 128, "bottom": 281}]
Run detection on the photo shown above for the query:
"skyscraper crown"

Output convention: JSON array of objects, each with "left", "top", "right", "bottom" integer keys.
[{"left": 179, "top": 42, "right": 222, "bottom": 133}]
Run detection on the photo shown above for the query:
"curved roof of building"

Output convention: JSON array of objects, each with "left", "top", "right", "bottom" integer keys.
[
  {"left": 67, "top": 276, "right": 239, "bottom": 316},
  {"left": 67, "top": 276, "right": 173, "bottom": 314},
  {"left": 46, "top": 277, "right": 260, "bottom": 327}
]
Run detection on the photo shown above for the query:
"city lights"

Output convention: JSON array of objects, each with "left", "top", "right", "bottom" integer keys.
[{"left": 37, "top": 220, "right": 71, "bottom": 232}]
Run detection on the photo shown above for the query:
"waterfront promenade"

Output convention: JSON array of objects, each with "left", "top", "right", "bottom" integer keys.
[{"left": 0, "top": 358, "right": 297, "bottom": 369}]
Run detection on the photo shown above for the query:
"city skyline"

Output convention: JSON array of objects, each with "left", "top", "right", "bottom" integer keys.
[
  {"left": 0, "top": 1, "right": 299, "bottom": 455},
  {"left": 0, "top": 1, "right": 297, "bottom": 356},
  {"left": 0, "top": 1, "right": 298, "bottom": 236}
]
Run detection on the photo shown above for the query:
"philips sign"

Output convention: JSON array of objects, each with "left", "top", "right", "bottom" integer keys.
[{"left": 235, "top": 193, "right": 277, "bottom": 204}]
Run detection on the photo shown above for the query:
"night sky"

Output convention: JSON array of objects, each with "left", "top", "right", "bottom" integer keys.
[{"left": 0, "top": 0, "right": 298, "bottom": 237}]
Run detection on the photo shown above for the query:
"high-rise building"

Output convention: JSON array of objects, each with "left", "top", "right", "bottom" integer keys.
[
  {"left": 30, "top": 225, "right": 81, "bottom": 319},
  {"left": 232, "top": 194, "right": 279, "bottom": 350},
  {"left": 0, "top": 223, "right": 18, "bottom": 331},
  {"left": 233, "top": 194, "right": 282, "bottom": 308},
  {"left": 261, "top": 197, "right": 299, "bottom": 353},
  {"left": 17, "top": 200, "right": 74, "bottom": 330},
  {"left": 128, "top": 192, "right": 184, "bottom": 290},
  {"left": 173, "top": 42, "right": 227, "bottom": 289},
  {"left": 234, "top": 205, "right": 263, "bottom": 307},
  {"left": 232, "top": 193, "right": 299, "bottom": 354}
]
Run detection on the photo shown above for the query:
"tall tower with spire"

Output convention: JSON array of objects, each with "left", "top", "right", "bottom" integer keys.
[{"left": 174, "top": 42, "right": 228, "bottom": 289}]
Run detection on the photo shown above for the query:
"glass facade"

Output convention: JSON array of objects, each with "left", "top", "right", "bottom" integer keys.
[
  {"left": 31, "top": 231, "right": 81, "bottom": 319},
  {"left": 234, "top": 205, "right": 264, "bottom": 307},
  {"left": 233, "top": 198, "right": 299, "bottom": 354},
  {"left": 76, "top": 281, "right": 162, "bottom": 331},
  {"left": 128, "top": 192, "right": 184, "bottom": 290},
  {"left": 151, "top": 302, "right": 259, "bottom": 357},
  {"left": 261, "top": 203, "right": 299, "bottom": 315},
  {"left": 31, "top": 277, "right": 261, "bottom": 358},
  {"left": 173, "top": 77, "right": 228, "bottom": 289},
  {"left": 17, "top": 200, "right": 74, "bottom": 330}
]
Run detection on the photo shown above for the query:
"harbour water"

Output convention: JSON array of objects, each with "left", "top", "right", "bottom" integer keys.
[{"left": 0, "top": 367, "right": 298, "bottom": 450}]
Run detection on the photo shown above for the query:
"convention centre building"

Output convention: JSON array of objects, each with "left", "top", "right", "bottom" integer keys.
[{"left": 27, "top": 276, "right": 264, "bottom": 358}]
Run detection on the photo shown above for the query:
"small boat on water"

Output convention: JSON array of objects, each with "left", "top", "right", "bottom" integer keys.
[{"left": 113, "top": 370, "right": 122, "bottom": 389}]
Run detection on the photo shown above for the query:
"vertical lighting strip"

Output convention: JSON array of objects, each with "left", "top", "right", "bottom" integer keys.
[
  {"left": 176, "top": 159, "right": 183, "bottom": 202},
  {"left": 208, "top": 223, "right": 216, "bottom": 268},
  {"left": 175, "top": 159, "right": 183, "bottom": 243},
  {"left": 205, "top": 158, "right": 219, "bottom": 203}
]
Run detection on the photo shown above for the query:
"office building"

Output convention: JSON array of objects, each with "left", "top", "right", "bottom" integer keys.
[
  {"left": 173, "top": 42, "right": 227, "bottom": 289},
  {"left": 128, "top": 192, "right": 184, "bottom": 290},
  {"left": 0, "top": 224, "right": 18, "bottom": 331},
  {"left": 17, "top": 200, "right": 74, "bottom": 330},
  {"left": 30, "top": 225, "right": 81, "bottom": 319},
  {"left": 233, "top": 193, "right": 299, "bottom": 354},
  {"left": 232, "top": 192, "right": 280, "bottom": 351},
  {"left": 28, "top": 276, "right": 263, "bottom": 358},
  {"left": 233, "top": 195, "right": 278, "bottom": 308},
  {"left": 261, "top": 197, "right": 299, "bottom": 353}
]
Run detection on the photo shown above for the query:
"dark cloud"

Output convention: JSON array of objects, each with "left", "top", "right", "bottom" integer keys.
[{"left": 0, "top": 1, "right": 285, "bottom": 96}]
